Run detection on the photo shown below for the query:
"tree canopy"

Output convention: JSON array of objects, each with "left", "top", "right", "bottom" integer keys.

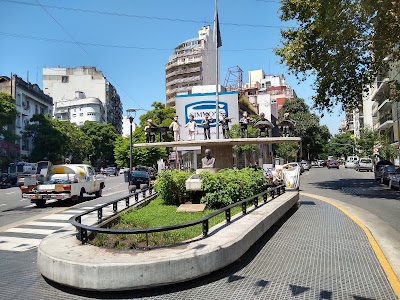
[
  {"left": 0, "top": 92, "right": 19, "bottom": 166},
  {"left": 275, "top": 0, "right": 400, "bottom": 112}
]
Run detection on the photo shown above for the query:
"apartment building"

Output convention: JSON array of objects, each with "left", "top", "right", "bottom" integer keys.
[
  {"left": 54, "top": 91, "right": 106, "bottom": 126},
  {"left": 165, "top": 25, "right": 217, "bottom": 107},
  {"left": 42, "top": 66, "right": 123, "bottom": 133},
  {"left": 0, "top": 75, "right": 53, "bottom": 159}
]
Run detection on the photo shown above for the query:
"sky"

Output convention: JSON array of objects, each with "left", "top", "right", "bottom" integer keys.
[{"left": 0, "top": 0, "right": 344, "bottom": 134}]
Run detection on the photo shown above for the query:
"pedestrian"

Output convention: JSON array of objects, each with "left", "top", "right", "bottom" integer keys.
[
  {"left": 201, "top": 112, "right": 213, "bottom": 140},
  {"left": 169, "top": 115, "right": 182, "bottom": 141},
  {"left": 185, "top": 114, "right": 198, "bottom": 141},
  {"left": 218, "top": 112, "right": 232, "bottom": 139}
]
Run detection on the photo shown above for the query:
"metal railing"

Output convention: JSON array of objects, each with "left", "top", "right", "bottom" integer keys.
[{"left": 70, "top": 184, "right": 286, "bottom": 249}]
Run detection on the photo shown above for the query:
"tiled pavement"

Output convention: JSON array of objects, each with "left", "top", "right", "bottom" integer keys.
[{"left": 0, "top": 195, "right": 397, "bottom": 300}]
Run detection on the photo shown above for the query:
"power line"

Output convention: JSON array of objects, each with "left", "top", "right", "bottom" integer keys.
[
  {"left": 1, "top": 0, "right": 288, "bottom": 29},
  {"left": 34, "top": 0, "right": 144, "bottom": 110},
  {"left": 0, "top": 31, "right": 275, "bottom": 51}
]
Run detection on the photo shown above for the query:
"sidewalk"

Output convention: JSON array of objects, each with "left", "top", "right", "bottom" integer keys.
[{"left": 34, "top": 193, "right": 400, "bottom": 299}]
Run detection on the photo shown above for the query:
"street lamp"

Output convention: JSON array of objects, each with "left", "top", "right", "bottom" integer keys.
[{"left": 126, "top": 109, "right": 137, "bottom": 180}]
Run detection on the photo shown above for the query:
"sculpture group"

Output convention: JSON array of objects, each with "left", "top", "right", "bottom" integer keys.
[{"left": 144, "top": 112, "right": 295, "bottom": 142}]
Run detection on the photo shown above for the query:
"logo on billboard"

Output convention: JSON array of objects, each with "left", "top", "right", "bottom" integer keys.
[{"left": 184, "top": 101, "right": 228, "bottom": 128}]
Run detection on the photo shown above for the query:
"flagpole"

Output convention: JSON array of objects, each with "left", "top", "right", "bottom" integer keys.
[{"left": 214, "top": 0, "right": 220, "bottom": 139}]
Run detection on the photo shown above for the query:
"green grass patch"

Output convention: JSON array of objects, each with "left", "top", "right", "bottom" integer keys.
[{"left": 90, "top": 196, "right": 255, "bottom": 250}]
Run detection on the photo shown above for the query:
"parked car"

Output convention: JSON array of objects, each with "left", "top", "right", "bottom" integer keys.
[
  {"left": 300, "top": 160, "right": 311, "bottom": 171},
  {"left": 287, "top": 162, "right": 304, "bottom": 174},
  {"left": 374, "top": 160, "right": 394, "bottom": 182},
  {"left": 104, "top": 167, "right": 119, "bottom": 176},
  {"left": 388, "top": 168, "right": 400, "bottom": 190},
  {"left": 327, "top": 160, "right": 339, "bottom": 169},
  {"left": 129, "top": 170, "right": 150, "bottom": 192},
  {"left": 380, "top": 165, "right": 397, "bottom": 185},
  {"left": 119, "top": 167, "right": 130, "bottom": 175},
  {"left": 0, "top": 173, "right": 12, "bottom": 189},
  {"left": 345, "top": 156, "right": 359, "bottom": 168},
  {"left": 136, "top": 165, "right": 157, "bottom": 180},
  {"left": 355, "top": 158, "right": 373, "bottom": 172}
]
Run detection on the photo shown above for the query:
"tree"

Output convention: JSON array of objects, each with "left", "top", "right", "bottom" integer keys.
[
  {"left": 22, "top": 114, "right": 65, "bottom": 163},
  {"left": 378, "top": 132, "right": 398, "bottom": 161},
  {"left": 275, "top": 143, "right": 299, "bottom": 163},
  {"left": 279, "top": 98, "right": 331, "bottom": 160},
  {"left": 81, "top": 121, "right": 118, "bottom": 167},
  {"left": 0, "top": 92, "right": 19, "bottom": 167},
  {"left": 328, "top": 132, "right": 355, "bottom": 158},
  {"left": 357, "top": 127, "right": 380, "bottom": 157},
  {"left": 275, "top": 0, "right": 400, "bottom": 112},
  {"left": 54, "top": 120, "right": 91, "bottom": 163}
]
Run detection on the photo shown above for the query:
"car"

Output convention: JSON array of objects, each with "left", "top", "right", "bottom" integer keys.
[
  {"left": 0, "top": 173, "right": 12, "bottom": 189},
  {"left": 345, "top": 156, "right": 359, "bottom": 168},
  {"left": 119, "top": 167, "right": 130, "bottom": 175},
  {"left": 374, "top": 160, "right": 394, "bottom": 182},
  {"left": 287, "top": 162, "right": 304, "bottom": 174},
  {"left": 355, "top": 158, "right": 373, "bottom": 172},
  {"left": 300, "top": 160, "right": 311, "bottom": 171},
  {"left": 388, "top": 168, "right": 400, "bottom": 189},
  {"left": 128, "top": 170, "right": 150, "bottom": 192},
  {"left": 104, "top": 167, "right": 119, "bottom": 176},
  {"left": 327, "top": 160, "right": 339, "bottom": 169},
  {"left": 136, "top": 165, "right": 157, "bottom": 180},
  {"left": 380, "top": 165, "right": 397, "bottom": 185}
]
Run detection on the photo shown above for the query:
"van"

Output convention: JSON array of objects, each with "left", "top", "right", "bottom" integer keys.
[{"left": 345, "top": 156, "right": 359, "bottom": 169}]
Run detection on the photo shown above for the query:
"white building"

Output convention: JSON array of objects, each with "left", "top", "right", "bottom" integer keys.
[
  {"left": 54, "top": 91, "right": 106, "bottom": 126},
  {"left": 0, "top": 75, "right": 53, "bottom": 159},
  {"left": 122, "top": 116, "right": 137, "bottom": 138},
  {"left": 166, "top": 25, "right": 217, "bottom": 106},
  {"left": 42, "top": 66, "right": 123, "bottom": 133}
]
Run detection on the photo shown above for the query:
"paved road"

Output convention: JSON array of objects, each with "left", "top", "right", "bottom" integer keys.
[
  {"left": 0, "top": 166, "right": 398, "bottom": 299},
  {"left": 301, "top": 166, "right": 400, "bottom": 232}
]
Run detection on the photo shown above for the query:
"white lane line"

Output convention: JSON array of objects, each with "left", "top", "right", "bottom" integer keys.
[
  {"left": 40, "top": 214, "right": 76, "bottom": 221},
  {"left": 79, "top": 207, "right": 96, "bottom": 210},
  {"left": 26, "top": 221, "right": 68, "bottom": 227},
  {"left": 24, "top": 204, "right": 35, "bottom": 208},
  {"left": 20, "top": 199, "right": 30, "bottom": 201},
  {"left": 0, "top": 236, "right": 41, "bottom": 252},
  {"left": 5, "top": 227, "right": 58, "bottom": 235},
  {"left": 0, "top": 204, "right": 6, "bottom": 207},
  {"left": 6, "top": 192, "right": 15, "bottom": 195}
]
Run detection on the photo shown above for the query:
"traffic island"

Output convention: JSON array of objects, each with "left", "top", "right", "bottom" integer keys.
[{"left": 37, "top": 191, "right": 299, "bottom": 291}]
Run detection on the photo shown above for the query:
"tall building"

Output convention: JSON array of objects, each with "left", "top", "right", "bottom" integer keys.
[
  {"left": 165, "top": 25, "right": 217, "bottom": 107},
  {"left": 0, "top": 74, "right": 53, "bottom": 159},
  {"left": 42, "top": 66, "right": 123, "bottom": 133}
]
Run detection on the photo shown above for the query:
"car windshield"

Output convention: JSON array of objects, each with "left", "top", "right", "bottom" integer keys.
[
  {"left": 132, "top": 171, "right": 148, "bottom": 178},
  {"left": 360, "top": 159, "right": 371, "bottom": 163},
  {"left": 386, "top": 165, "right": 396, "bottom": 172}
]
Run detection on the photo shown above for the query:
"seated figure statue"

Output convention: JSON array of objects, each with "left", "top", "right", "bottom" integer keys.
[
  {"left": 279, "top": 113, "right": 295, "bottom": 137},
  {"left": 201, "top": 149, "right": 215, "bottom": 168}
]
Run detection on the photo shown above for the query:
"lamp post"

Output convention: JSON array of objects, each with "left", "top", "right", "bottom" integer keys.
[{"left": 126, "top": 109, "right": 137, "bottom": 181}]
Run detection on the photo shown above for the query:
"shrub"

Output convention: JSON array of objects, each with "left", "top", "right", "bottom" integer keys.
[
  {"left": 199, "top": 167, "right": 267, "bottom": 209},
  {"left": 154, "top": 170, "right": 192, "bottom": 205}
]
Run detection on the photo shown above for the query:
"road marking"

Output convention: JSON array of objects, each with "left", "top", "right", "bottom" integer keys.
[
  {"left": 6, "top": 192, "right": 15, "bottom": 195},
  {"left": 5, "top": 227, "right": 58, "bottom": 235},
  {"left": 40, "top": 214, "right": 77, "bottom": 221},
  {"left": 20, "top": 199, "right": 29, "bottom": 201},
  {"left": 0, "top": 204, "right": 6, "bottom": 207},
  {"left": 300, "top": 192, "right": 400, "bottom": 298},
  {"left": 0, "top": 236, "right": 41, "bottom": 252},
  {"left": 27, "top": 221, "right": 69, "bottom": 227}
]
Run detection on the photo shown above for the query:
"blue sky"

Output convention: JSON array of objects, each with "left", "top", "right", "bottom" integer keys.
[{"left": 0, "top": 0, "right": 343, "bottom": 134}]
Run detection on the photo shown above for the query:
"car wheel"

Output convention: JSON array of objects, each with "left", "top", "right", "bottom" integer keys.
[
  {"left": 78, "top": 188, "right": 85, "bottom": 202},
  {"left": 95, "top": 188, "right": 102, "bottom": 198},
  {"left": 35, "top": 199, "right": 46, "bottom": 208}
]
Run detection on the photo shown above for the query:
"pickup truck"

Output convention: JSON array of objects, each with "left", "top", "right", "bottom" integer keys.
[{"left": 20, "top": 163, "right": 105, "bottom": 207}]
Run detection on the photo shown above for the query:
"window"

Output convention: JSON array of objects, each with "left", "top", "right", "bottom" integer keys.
[
  {"left": 16, "top": 93, "right": 21, "bottom": 106},
  {"left": 35, "top": 105, "right": 39, "bottom": 114},
  {"left": 79, "top": 113, "right": 83, "bottom": 116},
  {"left": 15, "top": 114, "right": 21, "bottom": 127},
  {"left": 72, "top": 113, "right": 76, "bottom": 117},
  {"left": 61, "top": 76, "right": 69, "bottom": 83}
]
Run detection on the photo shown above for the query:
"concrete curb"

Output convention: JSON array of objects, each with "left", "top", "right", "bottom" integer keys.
[{"left": 37, "top": 191, "right": 299, "bottom": 291}]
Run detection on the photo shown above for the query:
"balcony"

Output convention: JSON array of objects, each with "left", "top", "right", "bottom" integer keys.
[
  {"left": 378, "top": 113, "right": 393, "bottom": 130},
  {"left": 166, "top": 66, "right": 201, "bottom": 79},
  {"left": 166, "top": 75, "right": 201, "bottom": 87},
  {"left": 165, "top": 57, "right": 202, "bottom": 70},
  {"left": 368, "top": 77, "right": 390, "bottom": 102}
]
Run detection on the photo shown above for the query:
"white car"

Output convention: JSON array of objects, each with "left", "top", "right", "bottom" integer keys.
[
  {"left": 119, "top": 167, "right": 130, "bottom": 174},
  {"left": 355, "top": 158, "right": 373, "bottom": 172}
]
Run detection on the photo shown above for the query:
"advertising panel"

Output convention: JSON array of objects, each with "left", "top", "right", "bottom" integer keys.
[{"left": 175, "top": 92, "right": 239, "bottom": 141}]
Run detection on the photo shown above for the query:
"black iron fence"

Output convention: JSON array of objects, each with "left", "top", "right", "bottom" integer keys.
[{"left": 70, "top": 184, "right": 286, "bottom": 248}]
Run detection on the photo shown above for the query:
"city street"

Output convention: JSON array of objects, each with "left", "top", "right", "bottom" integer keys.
[{"left": 0, "top": 167, "right": 399, "bottom": 299}]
